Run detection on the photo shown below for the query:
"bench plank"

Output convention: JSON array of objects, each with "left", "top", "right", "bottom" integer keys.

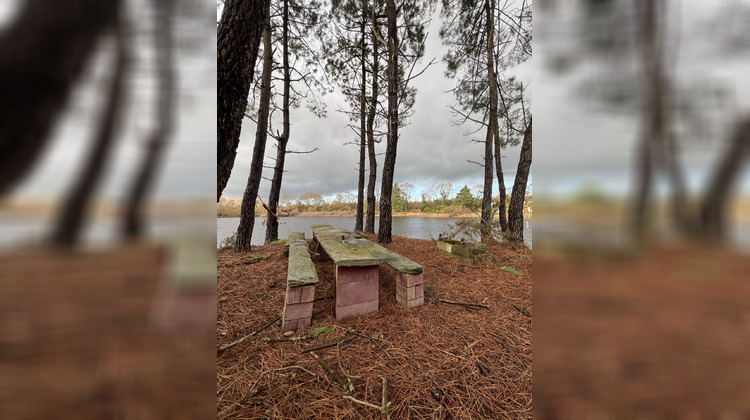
[
  {"left": 287, "top": 232, "right": 319, "bottom": 287},
  {"left": 370, "top": 243, "right": 424, "bottom": 274}
]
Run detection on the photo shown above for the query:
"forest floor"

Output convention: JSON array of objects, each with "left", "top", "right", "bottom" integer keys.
[
  {"left": 0, "top": 244, "right": 216, "bottom": 419},
  {"left": 217, "top": 234, "right": 533, "bottom": 419},
  {"left": 534, "top": 242, "right": 750, "bottom": 418}
]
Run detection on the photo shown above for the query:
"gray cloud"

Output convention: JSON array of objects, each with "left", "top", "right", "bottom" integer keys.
[{"left": 224, "top": 10, "right": 528, "bottom": 201}]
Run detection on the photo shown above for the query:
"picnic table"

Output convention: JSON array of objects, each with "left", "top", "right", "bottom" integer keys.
[{"left": 311, "top": 225, "right": 424, "bottom": 322}]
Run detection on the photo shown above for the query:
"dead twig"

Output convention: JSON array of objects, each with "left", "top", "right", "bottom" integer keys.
[
  {"left": 512, "top": 304, "right": 531, "bottom": 317},
  {"left": 438, "top": 299, "right": 489, "bottom": 309},
  {"left": 218, "top": 316, "right": 281, "bottom": 355},
  {"left": 218, "top": 365, "right": 316, "bottom": 419},
  {"left": 342, "top": 377, "right": 391, "bottom": 419},
  {"left": 346, "top": 330, "right": 391, "bottom": 358},
  {"left": 301, "top": 335, "right": 354, "bottom": 354},
  {"left": 310, "top": 351, "right": 347, "bottom": 390}
]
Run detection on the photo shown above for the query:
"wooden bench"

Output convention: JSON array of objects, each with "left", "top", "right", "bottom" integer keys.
[
  {"left": 281, "top": 232, "right": 319, "bottom": 333},
  {"left": 311, "top": 225, "right": 424, "bottom": 321}
]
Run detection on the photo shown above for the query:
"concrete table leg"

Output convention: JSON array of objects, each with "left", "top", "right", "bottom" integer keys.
[{"left": 334, "top": 264, "right": 379, "bottom": 322}]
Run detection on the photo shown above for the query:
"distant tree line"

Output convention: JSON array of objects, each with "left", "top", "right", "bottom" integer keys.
[{"left": 218, "top": 181, "right": 532, "bottom": 217}]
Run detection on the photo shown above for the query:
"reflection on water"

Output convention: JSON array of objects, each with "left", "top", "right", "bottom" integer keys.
[{"left": 217, "top": 217, "right": 533, "bottom": 249}]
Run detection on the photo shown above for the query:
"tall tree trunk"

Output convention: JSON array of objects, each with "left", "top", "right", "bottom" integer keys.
[
  {"left": 378, "top": 0, "right": 399, "bottom": 244},
  {"left": 699, "top": 117, "right": 750, "bottom": 241},
  {"left": 355, "top": 1, "right": 367, "bottom": 232},
  {"left": 507, "top": 118, "right": 532, "bottom": 242},
  {"left": 121, "top": 0, "right": 175, "bottom": 240},
  {"left": 50, "top": 22, "right": 127, "bottom": 247},
  {"left": 365, "top": 18, "right": 380, "bottom": 234},
  {"left": 217, "top": 0, "right": 270, "bottom": 202},
  {"left": 265, "top": 0, "right": 291, "bottom": 244},
  {"left": 0, "top": 0, "right": 121, "bottom": 196},
  {"left": 493, "top": 127, "right": 508, "bottom": 231},
  {"left": 480, "top": 0, "right": 497, "bottom": 241},
  {"left": 235, "top": 17, "right": 272, "bottom": 252},
  {"left": 494, "top": 80, "right": 511, "bottom": 232}
]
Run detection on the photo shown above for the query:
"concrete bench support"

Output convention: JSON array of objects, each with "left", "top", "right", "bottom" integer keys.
[
  {"left": 281, "top": 232, "right": 319, "bottom": 333},
  {"left": 395, "top": 272, "right": 424, "bottom": 309},
  {"left": 334, "top": 264, "right": 379, "bottom": 322}
]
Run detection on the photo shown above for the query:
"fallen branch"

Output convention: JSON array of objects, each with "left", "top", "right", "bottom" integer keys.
[
  {"left": 346, "top": 330, "right": 390, "bottom": 358},
  {"left": 265, "top": 326, "right": 333, "bottom": 343},
  {"left": 342, "top": 377, "right": 391, "bottom": 419},
  {"left": 512, "top": 304, "right": 531, "bottom": 317},
  {"left": 218, "top": 316, "right": 281, "bottom": 355},
  {"left": 301, "top": 335, "right": 354, "bottom": 354},
  {"left": 310, "top": 351, "right": 347, "bottom": 390},
  {"left": 314, "top": 295, "right": 334, "bottom": 302},
  {"left": 438, "top": 299, "right": 489, "bottom": 309}
]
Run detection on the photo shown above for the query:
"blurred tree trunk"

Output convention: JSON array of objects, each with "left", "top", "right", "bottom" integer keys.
[
  {"left": 50, "top": 21, "right": 127, "bottom": 247},
  {"left": 121, "top": 0, "right": 176, "bottom": 240},
  {"left": 0, "top": 0, "right": 121, "bottom": 196},
  {"left": 507, "top": 118, "right": 531, "bottom": 242},
  {"left": 235, "top": 15, "right": 272, "bottom": 252},
  {"left": 377, "top": 0, "right": 398, "bottom": 244},
  {"left": 217, "top": 0, "right": 270, "bottom": 202},
  {"left": 632, "top": 0, "right": 686, "bottom": 237},
  {"left": 699, "top": 117, "right": 750, "bottom": 241},
  {"left": 264, "top": 0, "right": 291, "bottom": 244}
]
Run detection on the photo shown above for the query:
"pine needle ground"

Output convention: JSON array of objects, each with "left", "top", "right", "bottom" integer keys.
[{"left": 217, "top": 234, "right": 532, "bottom": 419}]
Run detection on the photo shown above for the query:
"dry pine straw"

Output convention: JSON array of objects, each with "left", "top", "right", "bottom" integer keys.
[{"left": 217, "top": 234, "right": 532, "bottom": 419}]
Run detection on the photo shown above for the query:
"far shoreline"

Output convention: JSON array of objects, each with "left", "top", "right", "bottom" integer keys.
[{"left": 218, "top": 211, "right": 532, "bottom": 220}]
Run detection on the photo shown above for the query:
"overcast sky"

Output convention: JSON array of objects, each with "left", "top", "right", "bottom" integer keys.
[
  {"left": 221, "top": 4, "right": 530, "bottom": 201},
  {"left": 534, "top": 0, "right": 750, "bottom": 198},
  {"left": 7, "top": 0, "right": 215, "bottom": 201}
]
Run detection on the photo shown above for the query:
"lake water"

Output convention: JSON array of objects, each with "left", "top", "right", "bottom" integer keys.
[{"left": 217, "top": 216, "right": 533, "bottom": 249}]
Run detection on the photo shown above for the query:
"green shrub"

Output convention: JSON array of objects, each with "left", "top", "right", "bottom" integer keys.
[{"left": 219, "top": 232, "right": 236, "bottom": 250}]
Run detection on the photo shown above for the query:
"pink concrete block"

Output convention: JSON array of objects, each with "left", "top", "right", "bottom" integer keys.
[
  {"left": 336, "top": 299, "right": 378, "bottom": 322},
  {"left": 284, "top": 302, "right": 313, "bottom": 320},
  {"left": 395, "top": 283, "right": 406, "bottom": 299},
  {"left": 300, "top": 285, "right": 316, "bottom": 303},
  {"left": 281, "top": 319, "right": 298, "bottom": 333},
  {"left": 336, "top": 278, "right": 378, "bottom": 307},
  {"left": 285, "top": 286, "right": 302, "bottom": 304},
  {"left": 395, "top": 293, "right": 423, "bottom": 309},
  {"left": 397, "top": 272, "right": 423, "bottom": 287},
  {"left": 415, "top": 283, "right": 424, "bottom": 299},
  {"left": 336, "top": 265, "right": 378, "bottom": 284},
  {"left": 396, "top": 283, "right": 416, "bottom": 300},
  {"left": 404, "top": 295, "right": 424, "bottom": 309},
  {"left": 296, "top": 317, "right": 311, "bottom": 329}
]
